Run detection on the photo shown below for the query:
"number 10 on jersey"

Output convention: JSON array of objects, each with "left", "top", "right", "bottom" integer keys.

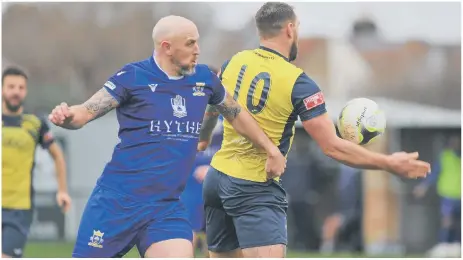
[{"left": 233, "top": 65, "right": 271, "bottom": 114}]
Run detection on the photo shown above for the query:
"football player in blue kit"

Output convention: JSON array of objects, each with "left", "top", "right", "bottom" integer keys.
[{"left": 48, "top": 15, "right": 286, "bottom": 258}]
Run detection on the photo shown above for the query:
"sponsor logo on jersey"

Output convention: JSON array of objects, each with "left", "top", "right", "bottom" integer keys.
[
  {"left": 303, "top": 92, "right": 325, "bottom": 110},
  {"left": 104, "top": 81, "right": 116, "bottom": 90}
]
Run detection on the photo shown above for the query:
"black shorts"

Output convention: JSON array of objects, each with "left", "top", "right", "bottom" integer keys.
[
  {"left": 2, "top": 208, "right": 33, "bottom": 257},
  {"left": 203, "top": 167, "right": 288, "bottom": 252}
]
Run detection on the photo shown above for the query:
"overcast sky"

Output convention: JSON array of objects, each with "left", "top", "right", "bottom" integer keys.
[
  {"left": 212, "top": 2, "right": 461, "bottom": 44},
  {"left": 2, "top": 1, "right": 460, "bottom": 44}
]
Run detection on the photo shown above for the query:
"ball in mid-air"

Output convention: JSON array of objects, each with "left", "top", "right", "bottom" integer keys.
[{"left": 336, "top": 98, "right": 386, "bottom": 145}]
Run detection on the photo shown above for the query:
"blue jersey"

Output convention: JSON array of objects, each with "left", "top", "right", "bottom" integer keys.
[
  {"left": 97, "top": 56, "right": 226, "bottom": 201},
  {"left": 181, "top": 118, "right": 224, "bottom": 204}
]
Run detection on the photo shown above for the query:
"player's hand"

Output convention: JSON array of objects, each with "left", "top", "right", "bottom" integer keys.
[
  {"left": 49, "top": 102, "right": 74, "bottom": 126},
  {"left": 386, "top": 152, "right": 431, "bottom": 179},
  {"left": 197, "top": 140, "right": 209, "bottom": 152},
  {"left": 56, "top": 191, "right": 72, "bottom": 213},
  {"left": 413, "top": 185, "right": 428, "bottom": 198},
  {"left": 194, "top": 165, "right": 209, "bottom": 183},
  {"left": 265, "top": 148, "right": 287, "bottom": 179}
]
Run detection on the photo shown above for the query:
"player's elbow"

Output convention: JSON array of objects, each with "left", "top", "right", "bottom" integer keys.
[
  {"left": 302, "top": 114, "right": 344, "bottom": 159},
  {"left": 320, "top": 137, "right": 343, "bottom": 159},
  {"left": 312, "top": 131, "right": 346, "bottom": 160}
]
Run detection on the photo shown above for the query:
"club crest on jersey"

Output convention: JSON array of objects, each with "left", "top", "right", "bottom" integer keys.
[
  {"left": 88, "top": 230, "right": 104, "bottom": 248},
  {"left": 171, "top": 95, "right": 187, "bottom": 118},
  {"left": 193, "top": 83, "right": 205, "bottom": 96}
]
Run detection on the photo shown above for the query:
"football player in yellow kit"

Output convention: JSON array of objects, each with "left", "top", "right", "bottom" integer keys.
[
  {"left": 198, "top": 2, "right": 431, "bottom": 258},
  {"left": 2, "top": 67, "right": 71, "bottom": 258}
]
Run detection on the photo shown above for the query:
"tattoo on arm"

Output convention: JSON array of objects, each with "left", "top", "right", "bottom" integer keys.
[
  {"left": 215, "top": 94, "right": 241, "bottom": 121},
  {"left": 83, "top": 88, "right": 119, "bottom": 121},
  {"left": 199, "top": 105, "right": 220, "bottom": 142}
]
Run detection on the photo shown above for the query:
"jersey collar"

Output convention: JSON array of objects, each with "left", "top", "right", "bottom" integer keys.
[
  {"left": 151, "top": 53, "right": 184, "bottom": 81},
  {"left": 2, "top": 114, "right": 22, "bottom": 126},
  {"left": 2, "top": 113, "right": 22, "bottom": 120},
  {"left": 259, "top": 46, "right": 289, "bottom": 62}
]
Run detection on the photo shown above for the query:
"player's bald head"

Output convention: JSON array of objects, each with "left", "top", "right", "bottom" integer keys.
[
  {"left": 152, "top": 15, "right": 198, "bottom": 47},
  {"left": 152, "top": 15, "right": 200, "bottom": 76}
]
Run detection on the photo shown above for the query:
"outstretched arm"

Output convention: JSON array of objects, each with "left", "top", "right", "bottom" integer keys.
[
  {"left": 49, "top": 88, "right": 119, "bottom": 130},
  {"left": 304, "top": 113, "right": 390, "bottom": 170},
  {"left": 292, "top": 72, "right": 429, "bottom": 178},
  {"left": 303, "top": 113, "right": 430, "bottom": 178},
  {"left": 50, "top": 65, "right": 132, "bottom": 130},
  {"left": 81, "top": 88, "right": 120, "bottom": 122}
]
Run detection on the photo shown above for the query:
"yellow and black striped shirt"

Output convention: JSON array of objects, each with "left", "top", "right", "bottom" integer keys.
[{"left": 2, "top": 113, "right": 54, "bottom": 209}]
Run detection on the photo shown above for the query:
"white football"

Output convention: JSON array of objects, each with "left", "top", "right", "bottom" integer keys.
[{"left": 336, "top": 98, "right": 386, "bottom": 145}]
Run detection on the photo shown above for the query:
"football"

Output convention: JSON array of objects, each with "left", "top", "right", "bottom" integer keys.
[{"left": 336, "top": 98, "right": 386, "bottom": 145}]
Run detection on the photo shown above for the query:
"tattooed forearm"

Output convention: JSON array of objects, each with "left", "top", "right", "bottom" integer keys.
[
  {"left": 55, "top": 88, "right": 120, "bottom": 130},
  {"left": 199, "top": 105, "right": 220, "bottom": 142},
  {"left": 215, "top": 94, "right": 241, "bottom": 121},
  {"left": 83, "top": 88, "right": 119, "bottom": 121}
]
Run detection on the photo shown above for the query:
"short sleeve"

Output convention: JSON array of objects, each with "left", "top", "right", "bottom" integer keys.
[
  {"left": 38, "top": 118, "right": 55, "bottom": 149},
  {"left": 103, "top": 65, "right": 134, "bottom": 104},
  {"left": 208, "top": 69, "right": 227, "bottom": 105},
  {"left": 218, "top": 59, "right": 231, "bottom": 80},
  {"left": 292, "top": 73, "right": 327, "bottom": 121}
]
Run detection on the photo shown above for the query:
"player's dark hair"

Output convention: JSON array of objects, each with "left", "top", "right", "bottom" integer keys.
[
  {"left": 255, "top": 2, "right": 296, "bottom": 38},
  {"left": 2, "top": 67, "right": 28, "bottom": 85}
]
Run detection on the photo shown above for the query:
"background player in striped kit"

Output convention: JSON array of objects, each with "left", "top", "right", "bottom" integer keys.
[{"left": 2, "top": 67, "right": 72, "bottom": 258}]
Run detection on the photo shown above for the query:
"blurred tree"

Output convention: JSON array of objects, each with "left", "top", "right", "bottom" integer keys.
[{"left": 2, "top": 3, "right": 460, "bottom": 112}]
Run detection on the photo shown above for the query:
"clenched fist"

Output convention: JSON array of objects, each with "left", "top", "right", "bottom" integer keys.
[
  {"left": 49, "top": 102, "right": 74, "bottom": 127},
  {"left": 265, "top": 148, "right": 287, "bottom": 179}
]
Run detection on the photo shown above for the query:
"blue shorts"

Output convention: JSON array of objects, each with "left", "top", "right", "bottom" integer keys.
[
  {"left": 2, "top": 208, "right": 33, "bottom": 257},
  {"left": 203, "top": 167, "right": 288, "bottom": 252},
  {"left": 441, "top": 197, "right": 461, "bottom": 218},
  {"left": 72, "top": 185, "right": 193, "bottom": 258},
  {"left": 183, "top": 200, "right": 205, "bottom": 232}
]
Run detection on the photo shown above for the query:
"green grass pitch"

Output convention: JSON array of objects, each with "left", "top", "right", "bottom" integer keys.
[{"left": 23, "top": 241, "right": 420, "bottom": 258}]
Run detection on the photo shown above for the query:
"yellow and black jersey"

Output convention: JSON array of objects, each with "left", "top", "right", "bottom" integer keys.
[
  {"left": 210, "top": 46, "right": 327, "bottom": 182},
  {"left": 2, "top": 113, "right": 55, "bottom": 209}
]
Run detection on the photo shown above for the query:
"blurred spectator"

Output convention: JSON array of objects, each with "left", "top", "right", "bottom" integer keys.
[
  {"left": 283, "top": 139, "right": 318, "bottom": 250},
  {"left": 413, "top": 135, "right": 461, "bottom": 257},
  {"left": 320, "top": 164, "right": 364, "bottom": 254},
  {"left": 283, "top": 136, "right": 339, "bottom": 251}
]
